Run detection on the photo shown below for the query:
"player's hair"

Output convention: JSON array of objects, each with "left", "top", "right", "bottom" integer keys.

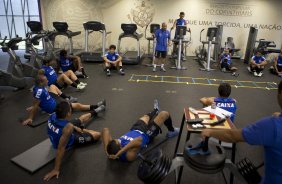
[
  {"left": 107, "top": 140, "right": 121, "bottom": 155},
  {"left": 55, "top": 101, "right": 71, "bottom": 119},
  {"left": 218, "top": 83, "right": 231, "bottom": 98},
  {"left": 109, "top": 45, "right": 116, "bottom": 50},
  {"left": 180, "top": 12, "right": 185, "bottom": 15},
  {"left": 59, "top": 49, "right": 67, "bottom": 57}
]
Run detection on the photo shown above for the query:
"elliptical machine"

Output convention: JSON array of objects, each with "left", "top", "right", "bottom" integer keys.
[
  {"left": 197, "top": 27, "right": 218, "bottom": 72},
  {"left": 171, "top": 26, "right": 190, "bottom": 70}
]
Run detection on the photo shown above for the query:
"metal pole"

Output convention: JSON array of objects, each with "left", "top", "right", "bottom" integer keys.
[
  {"left": 102, "top": 30, "right": 106, "bottom": 56},
  {"left": 85, "top": 30, "right": 88, "bottom": 52},
  {"left": 207, "top": 40, "right": 212, "bottom": 71}
]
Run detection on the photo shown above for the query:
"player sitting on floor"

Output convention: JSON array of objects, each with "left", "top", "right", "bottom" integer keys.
[
  {"left": 270, "top": 50, "right": 282, "bottom": 77},
  {"left": 43, "top": 101, "right": 102, "bottom": 181},
  {"left": 102, "top": 100, "right": 179, "bottom": 162},
  {"left": 248, "top": 50, "right": 267, "bottom": 77},
  {"left": 200, "top": 83, "right": 237, "bottom": 123},
  {"left": 41, "top": 59, "right": 87, "bottom": 90},
  {"left": 22, "top": 74, "right": 106, "bottom": 126},
  {"left": 103, "top": 45, "right": 124, "bottom": 76},
  {"left": 219, "top": 49, "right": 238, "bottom": 76},
  {"left": 59, "top": 49, "right": 88, "bottom": 78}
]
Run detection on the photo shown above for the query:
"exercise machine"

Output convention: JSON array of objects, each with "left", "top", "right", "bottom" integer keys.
[
  {"left": 25, "top": 21, "right": 47, "bottom": 69},
  {"left": 0, "top": 36, "right": 31, "bottom": 90},
  {"left": 244, "top": 27, "right": 281, "bottom": 64},
  {"left": 144, "top": 23, "right": 160, "bottom": 67},
  {"left": 50, "top": 22, "right": 81, "bottom": 55},
  {"left": 117, "top": 24, "right": 143, "bottom": 65},
  {"left": 197, "top": 27, "right": 218, "bottom": 71},
  {"left": 80, "top": 21, "right": 111, "bottom": 62},
  {"left": 171, "top": 26, "right": 191, "bottom": 70},
  {"left": 26, "top": 21, "right": 58, "bottom": 61},
  {"left": 223, "top": 37, "right": 241, "bottom": 59}
]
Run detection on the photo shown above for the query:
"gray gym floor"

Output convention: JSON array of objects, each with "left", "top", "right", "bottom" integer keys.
[{"left": 0, "top": 53, "right": 280, "bottom": 184}]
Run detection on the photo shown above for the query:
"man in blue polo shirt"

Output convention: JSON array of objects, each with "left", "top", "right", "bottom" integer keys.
[
  {"left": 153, "top": 23, "right": 171, "bottom": 72},
  {"left": 248, "top": 50, "right": 267, "bottom": 77},
  {"left": 201, "top": 80, "right": 282, "bottom": 184}
]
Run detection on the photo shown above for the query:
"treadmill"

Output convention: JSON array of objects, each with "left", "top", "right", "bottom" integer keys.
[
  {"left": 80, "top": 21, "right": 109, "bottom": 63},
  {"left": 117, "top": 24, "right": 143, "bottom": 65},
  {"left": 51, "top": 22, "right": 81, "bottom": 55}
]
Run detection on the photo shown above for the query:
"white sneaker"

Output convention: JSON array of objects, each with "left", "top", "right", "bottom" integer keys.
[
  {"left": 253, "top": 72, "right": 258, "bottom": 77},
  {"left": 79, "top": 82, "right": 87, "bottom": 86},
  {"left": 247, "top": 66, "right": 252, "bottom": 73},
  {"left": 160, "top": 67, "right": 166, "bottom": 72},
  {"left": 77, "top": 83, "right": 86, "bottom": 90},
  {"left": 258, "top": 72, "right": 263, "bottom": 77}
]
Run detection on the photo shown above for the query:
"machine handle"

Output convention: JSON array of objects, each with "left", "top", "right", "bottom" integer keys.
[{"left": 0, "top": 36, "right": 7, "bottom": 46}]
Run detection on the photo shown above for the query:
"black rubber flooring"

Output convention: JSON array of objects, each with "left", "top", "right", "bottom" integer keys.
[{"left": 0, "top": 55, "right": 280, "bottom": 184}]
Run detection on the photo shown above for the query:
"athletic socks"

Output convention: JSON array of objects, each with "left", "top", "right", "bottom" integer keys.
[
  {"left": 75, "top": 79, "right": 81, "bottom": 84},
  {"left": 60, "top": 93, "right": 70, "bottom": 99},
  {"left": 146, "top": 109, "right": 158, "bottom": 120},
  {"left": 164, "top": 116, "right": 175, "bottom": 132},
  {"left": 71, "top": 82, "right": 78, "bottom": 88},
  {"left": 90, "top": 111, "right": 98, "bottom": 117},
  {"left": 90, "top": 105, "right": 99, "bottom": 111}
]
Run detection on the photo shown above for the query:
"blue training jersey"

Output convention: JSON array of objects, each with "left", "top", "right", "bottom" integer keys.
[
  {"left": 33, "top": 86, "right": 57, "bottom": 114},
  {"left": 104, "top": 52, "right": 119, "bottom": 62},
  {"left": 42, "top": 65, "right": 58, "bottom": 86},
  {"left": 214, "top": 97, "right": 237, "bottom": 122},
  {"left": 155, "top": 29, "right": 171, "bottom": 52},
  {"left": 118, "top": 130, "right": 150, "bottom": 162},
  {"left": 176, "top": 18, "right": 186, "bottom": 26},
  {"left": 277, "top": 56, "right": 282, "bottom": 67},
  {"left": 60, "top": 56, "right": 73, "bottom": 72},
  {"left": 242, "top": 114, "right": 282, "bottom": 184},
  {"left": 252, "top": 55, "right": 266, "bottom": 64},
  {"left": 220, "top": 54, "right": 231, "bottom": 65},
  {"left": 47, "top": 113, "right": 74, "bottom": 149}
]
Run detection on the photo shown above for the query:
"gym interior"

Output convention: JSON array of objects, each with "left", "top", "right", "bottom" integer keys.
[{"left": 0, "top": 0, "right": 281, "bottom": 184}]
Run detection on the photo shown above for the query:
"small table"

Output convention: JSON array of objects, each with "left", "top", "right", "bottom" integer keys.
[{"left": 173, "top": 107, "right": 236, "bottom": 184}]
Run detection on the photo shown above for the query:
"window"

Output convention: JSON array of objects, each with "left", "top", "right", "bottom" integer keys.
[{"left": 0, "top": 0, "right": 41, "bottom": 39}]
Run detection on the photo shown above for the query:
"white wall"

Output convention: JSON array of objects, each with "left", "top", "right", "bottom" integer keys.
[{"left": 41, "top": 0, "right": 282, "bottom": 56}]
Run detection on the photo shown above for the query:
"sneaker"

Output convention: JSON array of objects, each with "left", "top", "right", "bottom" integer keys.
[
  {"left": 83, "top": 74, "right": 89, "bottom": 79},
  {"left": 153, "top": 67, "right": 157, "bottom": 72},
  {"left": 75, "top": 71, "right": 83, "bottom": 76},
  {"left": 253, "top": 72, "right": 258, "bottom": 77},
  {"left": 97, "top": 99, "right": 106, "bottom": 107},
  {"left": 160, "top": 67, "right": 166, "bottom": 72},
  {"left": 79, "top": 82, "right": 87, "bottom": 86},
  {"left": 258, "top": 72, "right": 263, "bottom": 77},
  {"left": 247, "top": 66, "right": 252, "bottom": 73},
  {"left": 94, "top": 105, "right": 106, "bottom": 113},
  {"left": 153, "top": 99, "right": 160, "bottom": 112},
  {"left": 232, "top": 72, "right": 239, "bottom": 77},
  {"left": 166, "top": 127, "right": 180, "bottom": 138},
  {"left": 106, "top": 70, "right": 111, "bottom": 76},
  {"left": 77, "top": 83, "right": 86, "bottom": 90},
  {"left": 221, "top": 68, "right": 226, "bottom": 72},
  {"left": 119, "top": 69, "right": 125, "bottom": 75},
  {"left": 66, "top": 96, "right": 78, "bottom": 103}
]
